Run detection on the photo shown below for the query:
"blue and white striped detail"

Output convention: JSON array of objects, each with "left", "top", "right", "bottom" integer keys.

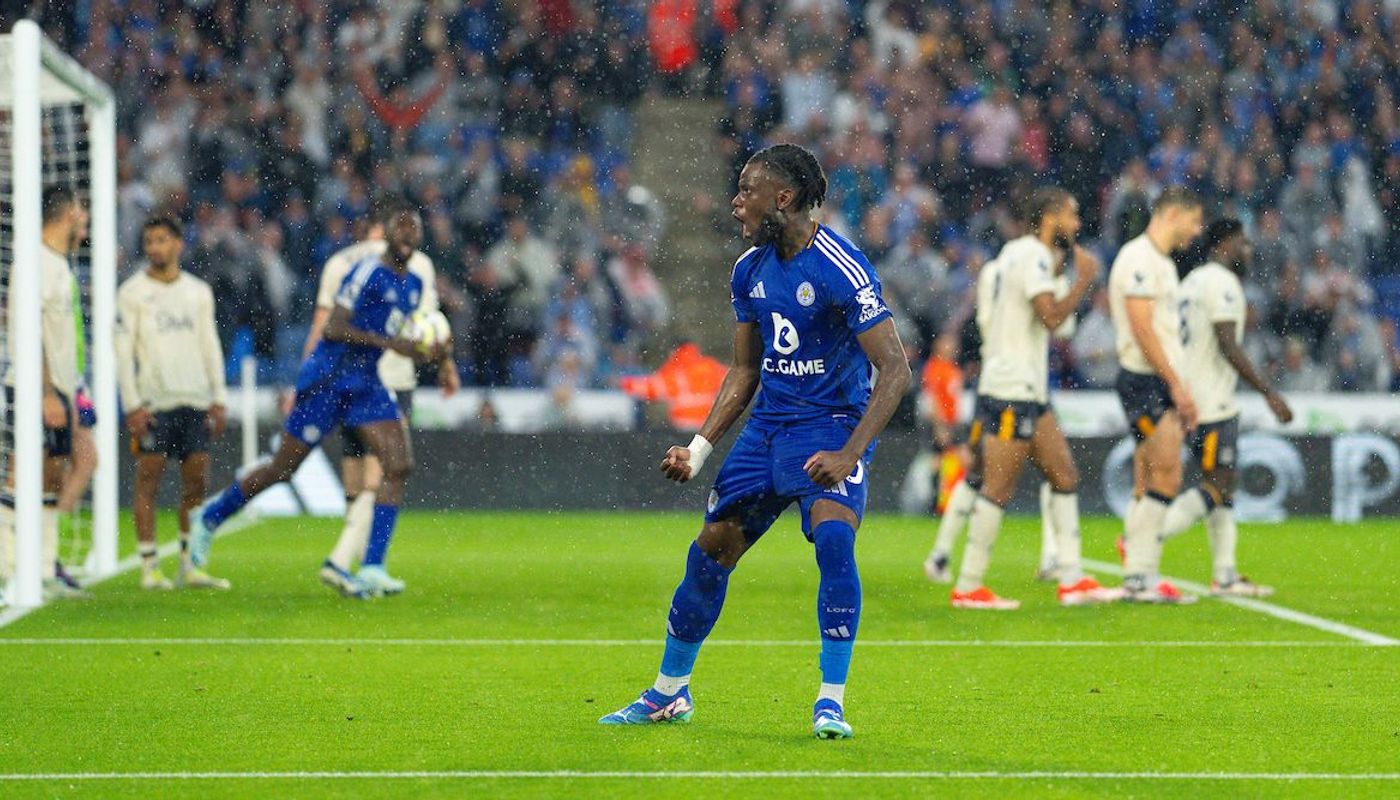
[
  {"left": 813, "top": 231, "right": 871, "bottom": 288},
  {"left": 335, "top": 258, "right": 380, "bottom": 309}
]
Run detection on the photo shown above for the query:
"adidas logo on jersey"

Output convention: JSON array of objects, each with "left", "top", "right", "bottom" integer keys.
[{"left": 749, "top": 282, "right": 766, "bottom": 299}]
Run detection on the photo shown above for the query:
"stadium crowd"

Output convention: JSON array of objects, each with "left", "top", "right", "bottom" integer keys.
[
  {"left": 711, "top": 0, "right": 1400, "bottom": 394},
  {"left": 50, "top": 0, "right": 667, "bottom": 392},
  {"left": 24, "top": 0, "right": 1400, "bottom": 399}
]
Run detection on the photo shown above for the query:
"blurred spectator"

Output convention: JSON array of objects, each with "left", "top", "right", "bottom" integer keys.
[
  {"left": 486, "top": 215, "right": 561, "bottom": 355},
  {"left": 880, "top": 229, "right": 949, "bottom": 349},
  {"left": 1277, "top": 337, "right": 1332, "bottom": 392},
  {"left": 464, "top": 247, "right": 520, "bottom": 388},
  {"left": 607, "top": 244, "right": 670, "bottom": 343}
]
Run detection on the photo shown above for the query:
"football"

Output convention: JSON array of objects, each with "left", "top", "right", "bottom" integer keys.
[{"left": 402, "top": 308, "right": 451, "bottom": 355}]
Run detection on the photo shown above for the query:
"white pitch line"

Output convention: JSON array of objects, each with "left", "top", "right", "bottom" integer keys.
[
  {"left": 1082, "top": 558, "right": 1399, "bottom": 646},
  {"left": 0, "top": 637, "right": 1375, "bottom": 648},
  {"left": 0, "top": 770, "right": 1395, "bottom": 782}
]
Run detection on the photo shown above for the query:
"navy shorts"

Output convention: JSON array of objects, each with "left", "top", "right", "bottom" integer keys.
[
  {"left": 5, "top": 385, "right": 72, "bottom": 457},
  {"left": 1189, "top": 416, "right": 1239, "bottom": 472},
  {"left": 705, "top": 414, "right": 875, "bottom": 541},
  {"left": 341, "top": 390, "right": 414, "bottom": 458},
  {"left": 970, "top": 394, "right": 1048, "bottom": 445},
  {"left": 284, "top": 378, "right": 401, "bottom": 448},
  {"left": 132, "top": 407, "right": 211, "bottom": 461},
  {"left": 1116, "top": 370, "right": 1175, "bottom": 441}
]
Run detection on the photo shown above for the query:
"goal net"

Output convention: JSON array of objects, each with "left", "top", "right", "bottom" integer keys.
[{"left": 0, "top": 21, "right": 116, "bottom": 608}]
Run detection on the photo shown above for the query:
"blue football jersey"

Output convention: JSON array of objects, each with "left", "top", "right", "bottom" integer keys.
[
  {"left": 298, "top": 257, "right": 423, "bottom": 391},
  {"left": 730, "top": 225, "right": 892, "bottom": 423}
]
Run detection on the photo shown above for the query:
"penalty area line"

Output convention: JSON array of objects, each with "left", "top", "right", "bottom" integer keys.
[
  {"left": 0, "top": 770, "right": 1396, "bottom": 782},
  {"left": 1082, "top": 558, "right": 1399, "bottom": 646}
]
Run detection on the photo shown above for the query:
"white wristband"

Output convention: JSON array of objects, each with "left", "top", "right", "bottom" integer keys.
[{"left": 686, "top": 434, "right": 714, "bottom": 477}]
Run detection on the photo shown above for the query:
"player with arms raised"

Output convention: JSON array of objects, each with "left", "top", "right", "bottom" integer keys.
[
  {"left": 188, "top": 208, "right": 448, "bottom": 593},
  {"left": 949, "top": 188, "right": 1118, "bottom": 609},
  {"left": 1157, "top": 219, "right": 1291, "bottom": 596},
  {"left": 598, "top": 144, "right": 911, "bottom": 739},
  {"left": 1109, "top": 187, "right": 1203, "bottom": 603}
]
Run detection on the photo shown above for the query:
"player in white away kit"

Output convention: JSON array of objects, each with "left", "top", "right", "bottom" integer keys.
[
  {"left": 949, "top": 188, "right": 1118, "bottom": 609},
  {"left": 924, "top": 265, "right": 1079, "bottom": 586},
  {"left": 116, "top": 216, "right": 231, "bottom": 590},
  {"left": 1157, "top": 219, "right": 1292, "bottom": 596},
  {"left": 303, "top": 202, "right": 458, "bottom": 597},
  {"left": 1108, "top": 187, "right": 1203, "bottom": 603},
  {"left": 2, "top": 186, "right": 90, "bottom": 601}
]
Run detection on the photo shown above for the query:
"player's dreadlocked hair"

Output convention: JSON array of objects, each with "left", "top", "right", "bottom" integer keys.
[
  {"left": 1024, "top": 186, "right": 1072, "bottom": 232},
  {"left": 748, "top": 143, "right": 827, "bottom": 211}
]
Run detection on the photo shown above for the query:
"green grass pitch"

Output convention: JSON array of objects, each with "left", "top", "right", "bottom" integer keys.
[{"left": 0, "top": 510, "right": 1396, "bottom": 798}]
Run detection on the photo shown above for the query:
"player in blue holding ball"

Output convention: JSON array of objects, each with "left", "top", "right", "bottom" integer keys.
[
  {"left": 599, "top": 144, "right": 912, "bottom": 738},
  {"left": 189, "top": 205, "right": 452, "bottom": 595}
]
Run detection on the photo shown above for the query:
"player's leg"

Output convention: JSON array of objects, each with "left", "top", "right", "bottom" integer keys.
[
  {"left": 953, "top": 412, "right": 1028, "bottom": 609},
  {"left": 39, "top": 394, "right": 74, "bottom": 594},
  {"left": 1160, "top": 422, "right": 1221, "bottom": 543},
  {"left": 351, "top": 419, "right": 413, "bottom": 595},
  {"left": 1029, "top": 413, "right": 1119, "bottom": 605},
  {"left": 1123, "top": 410, "right": 1194, "bottom": 603},
  {"left": 1036, "top": 481, "right": 1058, "bottom": 581},
  {"left": 54, "top": 423, "right": 96, "bottom": 586},
  {"left": 189, "top": 434, "right": 313, "bottom": 568},
  {"left": 601, "top": 423, "right": 780, "bottom": 726},
  {"left": 808, "top": 498, "right": 862, "bottom": 739},
  {"left": 177, "top": 448, "right": 230, "bottom": 590},
  {"left": 132, "top": 451, "right": 172, "bottom": 590},
  {"left": 40, "top": 408, "right": 86, "bottom": 598},
  {"left": 325, "top": 426, "right": 372, "bottom": 574},
  {"left": 925, "top": 422, "right": 981, "bottom": 583},
  {"left": 192, "top": 385, "right": 342, "bottom": 567}
]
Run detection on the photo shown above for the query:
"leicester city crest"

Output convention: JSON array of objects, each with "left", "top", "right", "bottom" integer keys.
[{"left": 796, "top": 281, "right": 816, "bottom": 307}]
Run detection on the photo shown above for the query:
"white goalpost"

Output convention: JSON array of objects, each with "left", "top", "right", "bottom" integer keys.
[{"left": 0, "top": 20, "right": 117, "bottom": 608}]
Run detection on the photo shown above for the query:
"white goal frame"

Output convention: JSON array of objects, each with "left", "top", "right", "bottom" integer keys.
[{"left": 3, "top": 20, "right": 117, "bottom": 607}]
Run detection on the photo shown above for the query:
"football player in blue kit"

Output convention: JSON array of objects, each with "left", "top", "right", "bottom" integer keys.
[
  {"left": 599, "top": 144, "right": 912, "bottom": 739},
  {"left": 188, "top": 206, "right": 448, "bottom": 594}
]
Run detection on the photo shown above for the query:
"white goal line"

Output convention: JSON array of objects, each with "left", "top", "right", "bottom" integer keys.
[{"left": 0, "top": 770, "right": 1395, "bottom": 782}]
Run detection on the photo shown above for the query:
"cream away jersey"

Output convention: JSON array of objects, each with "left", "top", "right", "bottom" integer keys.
[
  {"left": 976, "top": 235, "right": 1059, "bottom": 403},
  {"left": 5, "top": 245, "right": 79, "bottom": 397},
  {"left": 1179, "top": 262, "right": 1246, "bottom": 424},
  {"left": 316, "top": 240, "right": 438, "bottom": 391},
  {"left": 1109, "top": 233, "right": 1184, "bottom": 375},
  {"left": 115, "top": 270, "right": 228, "bottom": 412}
]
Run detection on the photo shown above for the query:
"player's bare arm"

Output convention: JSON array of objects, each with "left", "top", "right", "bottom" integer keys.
[
  {"left": 1032, "top": 246, "right": 1100, "bottom": 331},
  {"left": 302, "top": 305, "right": 331, "bottom": 361},
  {"left": 662, "top": 321, "right": 761, "bottom": 483},
  {"left": 804, "top": 318, "right": 911, "bottom": 488},
  {"left": 322, "top": 304, "right": 431, "bottom": 362},
  {"left": 1125, "top": 297, "right": 1198, "bottom": 429},
  {"left": 1212, "top": 320, "right": 1292, "bottom": 424}
]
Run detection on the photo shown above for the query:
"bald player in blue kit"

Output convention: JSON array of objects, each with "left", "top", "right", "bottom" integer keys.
[{"left": 599, "top": 144, "right": 912, "bottom": 739}]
